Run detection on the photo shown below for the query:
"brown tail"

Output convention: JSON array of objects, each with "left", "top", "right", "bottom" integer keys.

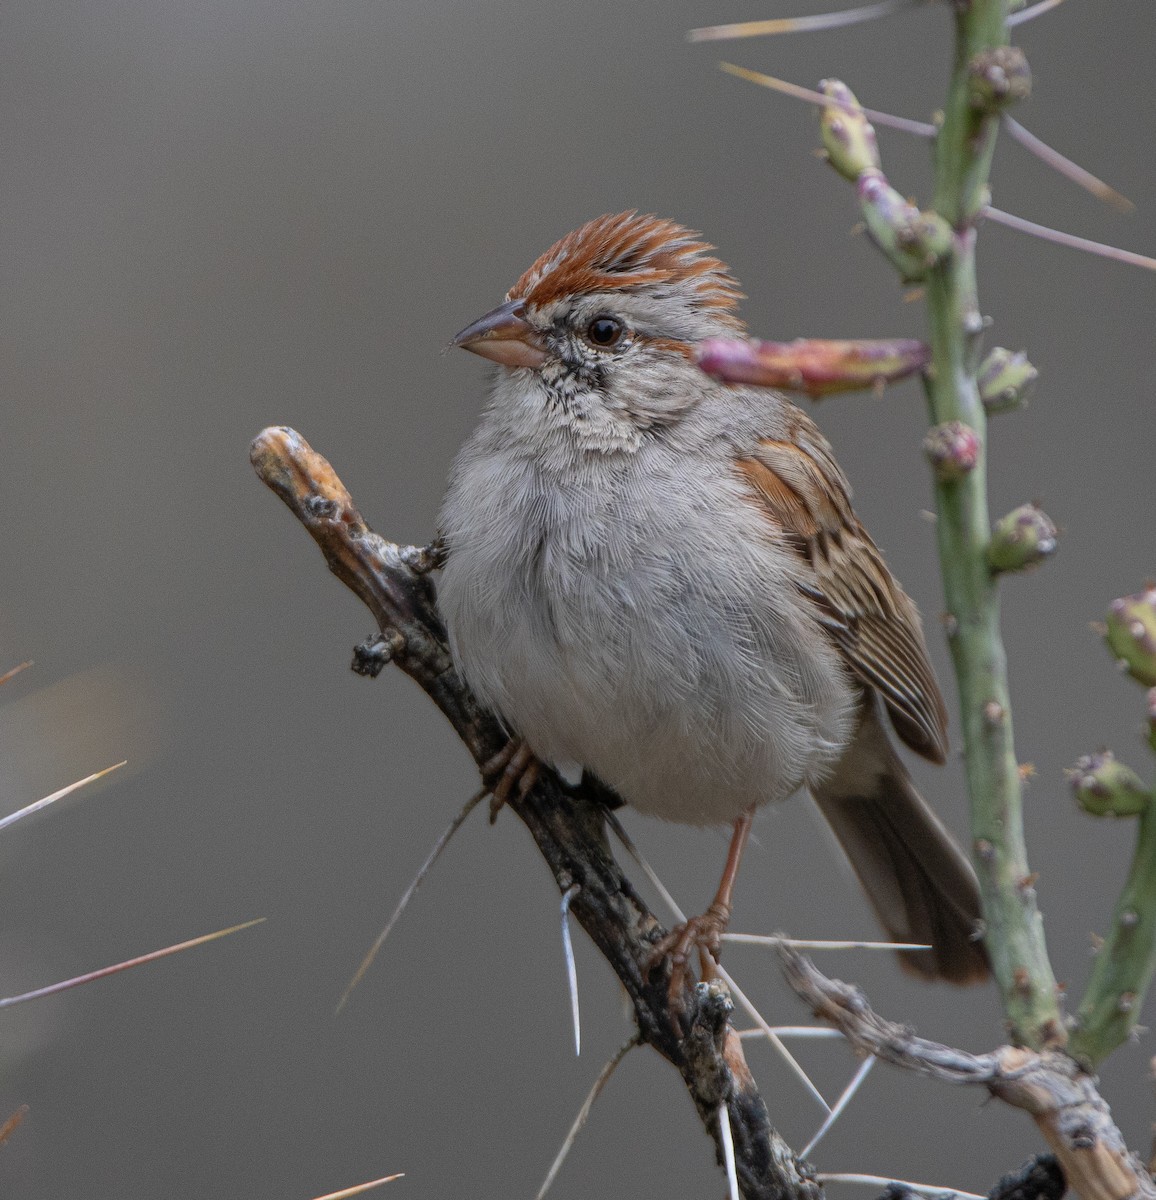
[{"left": 811, "top": 701, "right": 989, "bottom": 985}]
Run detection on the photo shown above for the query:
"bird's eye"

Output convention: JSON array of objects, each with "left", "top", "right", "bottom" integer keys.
[{"left": 585, "top": 315, "right": 625, "bottom": 348}]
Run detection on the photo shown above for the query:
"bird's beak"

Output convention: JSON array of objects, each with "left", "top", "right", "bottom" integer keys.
[{"left": 452, "top": 298, "right": 548, "bottom": 369}]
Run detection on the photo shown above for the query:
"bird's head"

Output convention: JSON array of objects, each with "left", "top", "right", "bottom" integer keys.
[{"left": 453, "top": 212, "right": 746, "bottom": 448}]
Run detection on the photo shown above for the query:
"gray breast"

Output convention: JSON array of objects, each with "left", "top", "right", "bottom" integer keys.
[{"left": 437, "top": 422, "right": 856, "bottom": 825}]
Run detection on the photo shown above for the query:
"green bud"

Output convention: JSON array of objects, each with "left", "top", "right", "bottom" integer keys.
[
  {"left": 988, "top": 504, "right": 1058, "bottom": 573},
  {"left": 819, "top": 80, "right": 880, "bottom": 182},
  {"left": 968, "top": 46, "right": 1032, "bottom": 111},
  {"left": 1071, "top": 751, "right": 1152, "bottom": 818},
  {"left": 979, "top": 347, "right": 1038, "bottom": 414},
  {"left": 1105, "top": 587, "right": 1156, "bottom": 687},
  {"left": 857, "top": 169, "right": 953, "bottom": 282}
]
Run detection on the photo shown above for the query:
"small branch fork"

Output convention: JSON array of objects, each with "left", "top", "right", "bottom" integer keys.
[{"left": 779, "top": 946, "right": 1155, "bottom": 1200}]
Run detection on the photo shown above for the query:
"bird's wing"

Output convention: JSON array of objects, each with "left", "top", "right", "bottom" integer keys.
[{"left": 737, "top": 411, "right": 949, "bottom": 763}]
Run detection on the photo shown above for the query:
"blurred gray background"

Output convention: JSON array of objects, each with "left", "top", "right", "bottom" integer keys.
[{"left": 0, "top": 1, "right": 1153, "bottom": 1196}]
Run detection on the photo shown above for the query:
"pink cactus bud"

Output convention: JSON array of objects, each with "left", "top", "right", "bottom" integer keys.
[
  {"left": 696, "top": 337, "right": 930, "bottom": 398},
  {"left": 923, "top": 421, "right": 980, "bottom": 480}
]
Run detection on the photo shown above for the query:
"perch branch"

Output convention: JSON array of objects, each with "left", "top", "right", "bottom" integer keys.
[
  {"left": 252, "top": 426, "right": 1125, "bottom": 1200},
  {"left": 250, "top": 425, "right": 817, "bottom": 1200}
]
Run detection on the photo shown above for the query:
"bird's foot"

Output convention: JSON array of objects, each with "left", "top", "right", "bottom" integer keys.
[
  {"left": 647, "top": 898, "right": 733, "bottom": 1017},
  {"left": 481, "top": 738, "right": 541, "bottom": 822}
]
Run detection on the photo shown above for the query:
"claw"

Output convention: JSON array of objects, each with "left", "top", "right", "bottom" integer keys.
[
  {"left": 481, "top": 738, "right": 542, "bottom": 822},
  {"left": 647, "top": 899, "right": 733, "bottom": 1017},
  {"left": 646, "top": 806, "right": 755, "bottom": 1027}
]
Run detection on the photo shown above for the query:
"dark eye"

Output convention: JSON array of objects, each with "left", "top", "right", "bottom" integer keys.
[{"left": 586, "top": 315, "right": 625, "bottom": 348}]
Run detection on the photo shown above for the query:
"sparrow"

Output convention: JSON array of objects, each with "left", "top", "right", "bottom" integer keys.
[{"left": 436, "top": 211, "right": 988, "bottom": 986}]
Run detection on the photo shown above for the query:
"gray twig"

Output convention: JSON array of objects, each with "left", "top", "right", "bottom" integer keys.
[{"left": 778, "top": 946, "right": 1153, "bottom": 1200}]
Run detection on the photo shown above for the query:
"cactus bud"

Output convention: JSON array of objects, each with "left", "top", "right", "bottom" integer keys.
[
  {"left": 857, "top": 169, "right": 954, "bottom": 282},
  {"left": 1071, "top": 751, "right": 1152, "bottom": 817},
  {"left": 968, "top": 46, "right": 1032, "bottom": 111},
  {"left": 988, "top": 504, "right": 1058, "bottom": 573},
  {"left": 696, "top": 336, "right": 929, "bottom": 397},
  {"left": 979, "top": 347, "right": 1038, "bottom": 414},
  {"left": 1146, "top": 688, "right": 1156, "bottom": 755},
  {"left": 1105, "top": 587, "right": 1156, "bottom": 687},
  {"left": 924, "top": 421, "right": 980, "bottom": 481},
  {"left": 819, "top": 80, "right": 880, "bottom": 182}
]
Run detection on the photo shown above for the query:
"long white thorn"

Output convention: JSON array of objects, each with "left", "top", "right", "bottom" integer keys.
[
  {"left": 799, "top": 1056, "right": 876, "bottom": 1159},
  {"left": 1007, "top": 0, "right": 1065, "bottom": 26},
  {"left": 1003, "top": 116, "right": 1132, "bottom": 211},
  {"left": 560, "top": 883, "right": 581, "bottom": 1056},
  {"left": 717, "top": 63, "right": 937, "bottom": 137},
  {"left": 689, "top": 0, "right": 921, "bottom": 42},
  {"left": 816, "top": 1174, "right": 983, "bottom": 1199},
  {"left": 723, "top": 934, "right": 932, "bottom": 951},
  {"left": 336, "top": 788, "right": 486, "bottom": 1013},
  {"left": 719, "top": 1104, "right": 741, "bottom": 1200},
  {"left": 605, "top": 813, "right": 830, "bottom": 1113},
  {"left": 604, "top": 812, "right": 686, "bottom": 921},
  {"left": 0, "top": 918, "right": 265, "bottom": 1008},
  {"left": 984, "top": 206, "right": 1156, "bottom": 272},
  {"left": 0, "top": 761, "right": 126, "bottom": 834},
  {"left": 738, "top": 1026, "right": 845, "bottom": 1041},
  {"left": 713, "top": 963, "right": 830, "bottom": 1113},
  {"left": 308, "top": 1174, "right": 405, "bottom": 1200},
  {"left": 0, "top": 661, "right": 32, "bottom": 687},
  {"left": 535, "top": 1036, "right": 639, "bottom": 1200}
]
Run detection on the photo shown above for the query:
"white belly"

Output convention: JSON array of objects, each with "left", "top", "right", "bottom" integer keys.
[{"left": 437, "top": 440, "right": 855, "bottom": 826}]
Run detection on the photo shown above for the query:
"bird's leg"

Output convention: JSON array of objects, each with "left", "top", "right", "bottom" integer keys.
[
  {"left": 481, "top": 738, "right": 542, "bottom": 823},
  {"left": 649, "top": 806, "right": 755, "bottom": 1008}
]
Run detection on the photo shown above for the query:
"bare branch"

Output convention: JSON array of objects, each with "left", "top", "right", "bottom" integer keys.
[{"left": 251, "top": 426, "right": 819, "bottom": 1200}]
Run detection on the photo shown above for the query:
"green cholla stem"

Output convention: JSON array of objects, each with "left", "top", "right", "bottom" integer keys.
[
  {"left": 1070, "top": 801, "right": 1156, "bottom": 1065},
  {"left": 922, "top": 0, "right": 1064, "bottom": 1049}
]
